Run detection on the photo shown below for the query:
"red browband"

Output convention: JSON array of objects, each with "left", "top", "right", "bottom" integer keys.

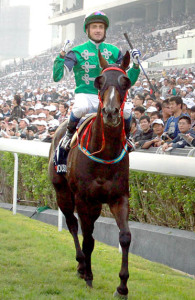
[{"left": 102, "top": 67, "right": 127, "bottom": 75}]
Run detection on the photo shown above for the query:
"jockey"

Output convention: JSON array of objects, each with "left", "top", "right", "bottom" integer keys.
[{"left": 53, "top": 11, "right": 141, "bottom": 159}]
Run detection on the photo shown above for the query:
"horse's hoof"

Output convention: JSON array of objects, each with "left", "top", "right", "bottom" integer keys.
[
  {"left": 86, "top": 280, "right": 93, "bottom": 288},
  {"left": 76, "top": 271, "right": 84, "bottom": 279},
  {"left": 113, "top": 290, "right": 128, "bottom": 299}
]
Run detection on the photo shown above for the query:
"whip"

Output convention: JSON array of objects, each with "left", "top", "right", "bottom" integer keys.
[{"left": 124, "top": 32, "right": 157, "bottom": 94}]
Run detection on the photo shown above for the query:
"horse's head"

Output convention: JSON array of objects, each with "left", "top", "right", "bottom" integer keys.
[{"left": 94, "top": 50, "right": 131, "bottom": 127}]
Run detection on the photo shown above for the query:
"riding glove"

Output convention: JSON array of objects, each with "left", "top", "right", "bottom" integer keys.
[{"left": 131, "top": 48, "right": 141, "bottom": 65}]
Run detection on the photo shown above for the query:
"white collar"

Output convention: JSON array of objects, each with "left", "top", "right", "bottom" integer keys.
[{"left": 89, "top": 39, "right": 102, "bottom": 48}]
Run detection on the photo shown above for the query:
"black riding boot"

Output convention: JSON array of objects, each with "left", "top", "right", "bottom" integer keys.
[
  {"left": 124, "top": 118, "right": 135, "bottom": 152},
  {"left": 61, "top": 119, "right": 79, "bottom": 151},
  {"left": 54, "top": 119, "right": 80, "bottom": 173}
]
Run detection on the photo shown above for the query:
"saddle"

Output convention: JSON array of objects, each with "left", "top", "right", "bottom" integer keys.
[{"left": 70, "top": 113, "right": 97, "bottom": 148}]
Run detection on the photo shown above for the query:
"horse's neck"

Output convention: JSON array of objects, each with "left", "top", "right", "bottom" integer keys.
[{"left": 90, "top": 111, "right": 124, "bottom": 158}]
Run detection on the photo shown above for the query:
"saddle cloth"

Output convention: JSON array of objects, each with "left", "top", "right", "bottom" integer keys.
[{"left": 54, "top": 113, "right": 97, "bottom": 174}]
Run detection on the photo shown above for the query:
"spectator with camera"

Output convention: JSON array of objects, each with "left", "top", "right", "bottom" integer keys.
[{"left": 162, "top": 116, "right": 195, "bottom": 151}]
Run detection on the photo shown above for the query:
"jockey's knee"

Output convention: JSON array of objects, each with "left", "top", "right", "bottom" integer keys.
[
  {"left": 72, "top": 106, "right": 88, "bottom": 119},
  {"left": 123, "top": 103, "right": 132, "bottom": 120}
]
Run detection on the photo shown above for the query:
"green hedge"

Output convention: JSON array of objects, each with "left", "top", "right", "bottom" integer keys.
[
  {"left": 0, "top": 152, "right": 194, "bottom": 231},
  {"left": 129, "top": 172, "right": 195, "bottom": 230},
  {"left": 0, "top": 152, "right": 56, "bottom": 209}
]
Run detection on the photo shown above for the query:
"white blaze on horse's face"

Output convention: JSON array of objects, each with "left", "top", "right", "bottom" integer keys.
[
  {"left": 110, "top": 86, "right": 115, "bottom": 102},
  {"left": 102, "top": 86, "right": 121, "bottom": 127}
]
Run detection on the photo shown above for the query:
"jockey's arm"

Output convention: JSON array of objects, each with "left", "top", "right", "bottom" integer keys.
[
  {"left": 53, "top": 51, "right": 77, "bottom": 82},
  {"left": 116, "top": 50, "right": 140, "bottom": 87},
  {"left": 127, "top": 63, "right": 140, "bottom": 86}
]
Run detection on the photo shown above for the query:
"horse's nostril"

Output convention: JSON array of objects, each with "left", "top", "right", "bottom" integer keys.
[
  {"left": 102, "top": 107, "right": 119, "bottom": 120},
  {"left": 102, "top": 107, "right": 106, "bottom": 115},
  {"left": 114, "top": 108, "right": 119, "bottom": 115}
]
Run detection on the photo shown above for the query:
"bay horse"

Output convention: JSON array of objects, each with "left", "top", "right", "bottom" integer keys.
[{"left": 48, "top": 50, "right": 132, "bottom": 299}]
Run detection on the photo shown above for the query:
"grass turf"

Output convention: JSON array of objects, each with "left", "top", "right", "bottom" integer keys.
[{"left": 0, "top": 208, "right": 194, "bottom": 300}]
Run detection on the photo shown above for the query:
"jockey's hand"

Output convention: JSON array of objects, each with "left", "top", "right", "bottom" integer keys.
[
  {"left": 131, "top": 48, "right": 141, "bottom": 65},
  {"left": 61, "top": 39, "right": 73, "bottom": 54}
]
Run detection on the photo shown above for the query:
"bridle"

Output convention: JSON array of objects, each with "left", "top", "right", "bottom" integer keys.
[{"left": 74, "top": 66, "right": 129, "bottom": 164}]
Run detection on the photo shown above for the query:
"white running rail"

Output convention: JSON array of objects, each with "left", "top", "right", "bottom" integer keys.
[{"left": 0, "top": 139, "right": 195, "bottom": 230}]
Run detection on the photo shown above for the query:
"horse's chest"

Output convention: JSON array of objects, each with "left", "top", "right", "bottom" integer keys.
[{"left": 85, "top": 176, "right": 127, "bottom": 203}]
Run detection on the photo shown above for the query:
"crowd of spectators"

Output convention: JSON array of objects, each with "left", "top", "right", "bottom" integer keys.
[
  {"left": 0, "top": 12, "right": 194, "bottom": 81},
  {"left": 0, "top": 12, "right": 195, "bottom": 150},
  {"left": 107, "top": 13, "right": 195, "bottom": 60},
  {"left": 1, "top": 71, "right": 195, "bottom": 150}
]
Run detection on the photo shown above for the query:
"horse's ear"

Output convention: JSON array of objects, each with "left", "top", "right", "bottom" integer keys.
[
  {"left": 98, "top": 50, "right": 109, "bottom": 69},
  {"left": 118, "top": 74, "right": 131, "bottom": 90},
  {"left": 94, "top": 75, "right": 106, "bottom": 90},
  {"left": 120, "top": 51, "right": 130, "bottom": 71}
]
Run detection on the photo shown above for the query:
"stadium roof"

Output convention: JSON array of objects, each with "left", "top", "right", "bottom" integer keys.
[{"left": 48, "top": 0, "right": 156, "bottom": 26}]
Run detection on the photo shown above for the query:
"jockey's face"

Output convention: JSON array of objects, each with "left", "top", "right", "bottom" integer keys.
[{"left": 86, "top": 22, "right": 106, "bottom": 43}]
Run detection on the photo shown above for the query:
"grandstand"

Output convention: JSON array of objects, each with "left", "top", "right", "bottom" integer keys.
[
  {"left": 48, "top": 0, "right": 195, "bottom": 42},
  {"left": 47, "top": 0, "right": 195, "bottom": 68},
  {"left": 0, "top": 0, "right": 195, "bottom": 90}
]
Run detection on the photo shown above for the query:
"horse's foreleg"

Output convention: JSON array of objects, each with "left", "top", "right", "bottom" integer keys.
[
  {"left": 53, "top": 182, "right": 85, "bottom": 277},
  {"left": 109, "top": 196, "right": 131, "bottom": 299},
  {"left": 77, "top": 200, "right": 102, "bottom": 287}
]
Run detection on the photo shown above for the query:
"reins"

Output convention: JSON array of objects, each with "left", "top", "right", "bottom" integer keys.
[{"left": 74, "top": 66, "right": 129, "bottom": 162}]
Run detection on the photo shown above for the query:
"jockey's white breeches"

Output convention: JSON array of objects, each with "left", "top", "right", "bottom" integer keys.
[{"left": 72, "top": 93, "right": 132, "bottom": 120}]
